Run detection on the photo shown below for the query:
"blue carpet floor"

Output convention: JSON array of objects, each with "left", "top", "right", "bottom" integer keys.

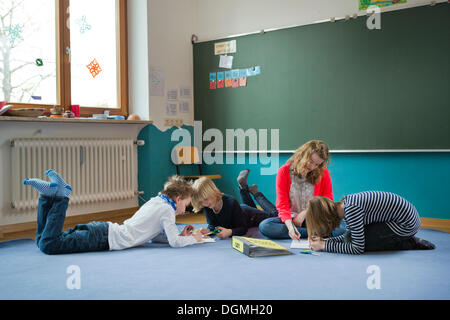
[{"left": 0, "top": 225, "right": 449, "bottom": 300}]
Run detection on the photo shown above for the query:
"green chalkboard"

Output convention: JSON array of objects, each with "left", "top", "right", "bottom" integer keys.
[{"left": 193, "top": 5, "right": 450, "bottom": 150}]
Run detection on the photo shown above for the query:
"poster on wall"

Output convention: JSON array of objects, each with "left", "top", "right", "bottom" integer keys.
[
  {"left": 150, "top": 67, "right": 165, "bottom": 96},
  {"left": 359, "top": 0, "right": 407, "bottom": 10},
  {"left": 167, "top": 89, "right": 178, "bottom": 100},
  {"left": 179, "top": 86, "right": 191, "bottom": 99},
  {"left": 166, "top": 103, "right": 178, "bottom": 116}
]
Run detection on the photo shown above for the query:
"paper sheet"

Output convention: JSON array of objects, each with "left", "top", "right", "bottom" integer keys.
[
  {"left": 198, "top": 237, "right": 216, "bottom": 244},
  {"left": 219, "top": 55, "right": 233, "bottom": 69},
  {"left": 290, "top": 239, "right": 310, "bottom": 249},
  {"left": 150, "top": 67, "right": 165, "bottom": 96}
]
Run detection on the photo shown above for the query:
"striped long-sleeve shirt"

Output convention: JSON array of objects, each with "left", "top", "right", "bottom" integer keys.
[{"left": 325, "top": 191, "right": 421, "bottom": 254}]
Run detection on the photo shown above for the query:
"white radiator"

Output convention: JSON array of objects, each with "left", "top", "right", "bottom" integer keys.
[{"left": 10, "top": 138, "right": 137, "bottom": 210}]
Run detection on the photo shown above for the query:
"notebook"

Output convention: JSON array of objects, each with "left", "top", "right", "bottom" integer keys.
[{"left": 290, "top": 239, "right": 310, "bottom": 249}]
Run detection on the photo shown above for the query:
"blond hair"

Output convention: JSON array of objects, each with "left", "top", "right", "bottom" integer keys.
[
  {"left": 191, "top": 177, "right": 223, "bottom": 212},
  {"left": 288, "top": 140, "right": 330, "bottom": 184},
  {"left": 306, "top": 196, "right": 342, "bottom": 239},
  {"left": 161, "top": 175, "right": 194, "bottom": 200}
]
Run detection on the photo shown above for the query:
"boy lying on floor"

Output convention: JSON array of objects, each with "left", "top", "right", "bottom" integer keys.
[{"left": 23, "top": 170, "right": 203, "bottom": 254}]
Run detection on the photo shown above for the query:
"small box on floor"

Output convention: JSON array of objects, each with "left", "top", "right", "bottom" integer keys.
[{"left": 232, "top": 236, "right": 292, "bottom": 257}]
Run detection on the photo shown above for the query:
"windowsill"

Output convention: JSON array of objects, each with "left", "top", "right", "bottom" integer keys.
[{"left": 0, "top": 116, "right": 153, "bottom": 125}]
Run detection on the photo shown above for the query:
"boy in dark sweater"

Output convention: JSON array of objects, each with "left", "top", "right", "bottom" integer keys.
[{"left": 191, "top": 175, "right": 277, "bottom": 239}]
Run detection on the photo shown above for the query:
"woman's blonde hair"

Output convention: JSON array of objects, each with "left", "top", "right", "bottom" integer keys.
[
  {"left": 191, "top": 177, "right": 223, "bottom": 212},
  {"left": 306, "top": 196, "right": 342, "bottom": 239},
  {"left": 288, "top": 140, "right": 330, "bottom": 184},
  {"left": 161, "top": 175, "right": 194, "bottom": 200}
]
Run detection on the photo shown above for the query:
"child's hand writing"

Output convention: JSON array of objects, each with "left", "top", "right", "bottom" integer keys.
[
  {"left": 216, "top": 227, "right": 232, "bottom": 239},
  {"left": 197, "top": 228, "right": 210, "bottom": 235},
  {"left": 192, "top": 232, "right": 204, "bottom": 242},
  {"left": 286, "top": 220, "right": 300, "bottom": 240}
]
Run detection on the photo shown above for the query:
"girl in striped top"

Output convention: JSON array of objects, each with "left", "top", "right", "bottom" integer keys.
[{"left": 306, "top": 191, "right": 435, "bottom": 254}]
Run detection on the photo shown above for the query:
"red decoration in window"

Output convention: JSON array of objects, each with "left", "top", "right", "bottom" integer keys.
[{"left": 86, "top": 58, "right": 102, "bottom": 78}]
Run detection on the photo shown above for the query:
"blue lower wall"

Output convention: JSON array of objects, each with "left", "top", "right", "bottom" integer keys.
[
  {"left": 138, "top": 124, "right": 450, "bottom": 219},
  {"left": 137, "top": 124, "right": 197, "bottom": 204}
]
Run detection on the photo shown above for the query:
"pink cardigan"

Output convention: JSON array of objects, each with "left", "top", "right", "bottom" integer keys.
[{"left": 275, "top": 161, "right": 333, "bottom": 223}]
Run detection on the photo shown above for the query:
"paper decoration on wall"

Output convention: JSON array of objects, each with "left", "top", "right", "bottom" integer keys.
[
  {"left": 5, "top": 24, "right": 23, "bottom": 45},
  {"left": 225, "top": 71, "right": 232, "bottom": 88},
  {"left": 86, "top": 58, "right": 102, "bottom": 78},
  {"left": 179, "top": 101, "right": 190, "bottom": 113},
  {"left": 238, "top": 69, "right": 247, "bottom": 87},
  {"left": 219, "top": 55, "right": 233, "bottom": 69},
  {"left": 166, "top": 103, "right": 178, "bottom": 116},
  {"left": 76, "top": 15, "right": 92, "bottom": 34},
  {"left": 86, "top": 59, "right": 101, "bottom": 78},
  {"left": 217, "top": 72, "right": 225, "bottom": 88},
  {"left": 247, "top": 66, "right": 261, "bottom": 76},
  {"left": 209, "top": 66, "right": 261, "bottom": 89},
  {"left": 209, "top": 72, "right": 217, "bottom": 89},
  {"left": 359, "top": 0, "right": 406, "bottom": 10},
  {"left": 214, "top": 40, "right": 237, "bottom": 55},
  {"left": 167, "top": 89, "right": 178, "bottom": 100},
  {"left": 179, "top": 86, "right": 191, "bottom": 99},
  {"left": 150, "top": 67, "right": 165, "bottom": 96},
  {"left": 35, "top": 58, "right": 43, "bottom": 67}
]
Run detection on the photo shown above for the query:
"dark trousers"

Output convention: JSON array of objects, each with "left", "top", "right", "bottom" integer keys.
[
  {"left": 364, "top": 222, "right": 416, "bottom": 252},
  {"left": 36, "top": 195, "right": 109, "bottom": 254},
  {"left": 239, "top": 188, "right": 278, "bottom": 228}
]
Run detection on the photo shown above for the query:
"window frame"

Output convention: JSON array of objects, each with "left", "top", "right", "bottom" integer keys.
[{"left": 6, "top": 0, "right": 129, "bottom": 118}]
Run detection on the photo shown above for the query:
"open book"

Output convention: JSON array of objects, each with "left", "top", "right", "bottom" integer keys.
[{"left": 290, "top": 239, "right": 310, "bottom": 249}]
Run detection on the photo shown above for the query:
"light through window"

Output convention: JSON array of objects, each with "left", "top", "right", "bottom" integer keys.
[{"left": 0, "top": 0, "right": 128, "bottom": 116}]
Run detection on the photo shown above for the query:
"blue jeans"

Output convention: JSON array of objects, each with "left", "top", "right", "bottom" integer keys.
[
  {"left": 36, "top": 195, "right": 109, "bottom": 254},
  {"left": 259, "top": 217, "right": 347, "bottom": 239}
]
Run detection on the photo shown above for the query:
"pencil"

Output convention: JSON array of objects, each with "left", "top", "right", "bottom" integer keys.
[{"left": 291, "top": 220, "right": 300, "bottom": 238}]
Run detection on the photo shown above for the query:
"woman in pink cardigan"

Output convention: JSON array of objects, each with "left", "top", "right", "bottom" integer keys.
[{"left": 255, "top": 140, "right": 346, "bottom": 240}]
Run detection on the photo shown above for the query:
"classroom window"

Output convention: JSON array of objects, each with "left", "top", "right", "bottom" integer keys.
[{"left": 0, "top": 0, "right": 128, "bottom": 117}]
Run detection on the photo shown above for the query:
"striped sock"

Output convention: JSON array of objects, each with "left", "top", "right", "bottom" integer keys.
[
  {"left": 23, "top": 178, "right": 57, "bottom": 196},
  {"left": 45, "top": 169, "right": 72, "bottom": 197}
]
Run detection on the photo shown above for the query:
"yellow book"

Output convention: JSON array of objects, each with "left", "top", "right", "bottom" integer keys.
[{"left": 232, "top": 236, "right": 292, "bottom": 257}]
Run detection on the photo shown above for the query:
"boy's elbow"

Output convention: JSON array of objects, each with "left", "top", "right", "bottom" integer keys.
[{"left": 168, "top": 238, "right": 183, "bottom": 248}]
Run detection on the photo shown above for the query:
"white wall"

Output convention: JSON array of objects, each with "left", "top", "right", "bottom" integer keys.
[
  {"left": 128, "top": 0, "right": 197, "bottom": 130},
  {"left": 147, "top": 0, "right": 197, "bottom": 130},
  {"left": 128, "top": 0, "right": 151, "bottom": 121},
  {"left": 194, "top": 0, "right": 446, "bottom": 42}
]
